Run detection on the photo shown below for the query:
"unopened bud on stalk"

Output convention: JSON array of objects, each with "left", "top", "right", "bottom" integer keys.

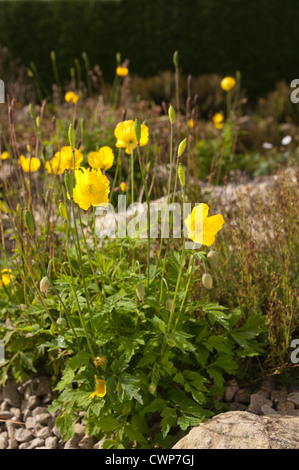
[
  {"left": 26, "top": 144, "right": 31, "bottom": 153},
  {"left": 45, "top": 190, "right": 51, "bottom": 205},
  {"left": 29, "top": 103, "right": 35, "bottom": 119},
  {"left": 59, "top": 201, "right": 68, "bottom": 221},
  {"left": 116, "top": 52, "right": 121, "bottom": 66},
  {"left": 134, "top": 118, "right": 141, "bottom": 143},
  {"left": 168, "top": 104, "right": 175, "bottom": 125},
  {"left": 24, "top": 209, "right": 35, "bottom": 236},
  {"left": 35, "top": 116, "right": 40, "bottom": 128},
  {"left": 64, "top": 171, "right": 73, "bottom": 198},
  {"left": 16, "top": 204, "right": 22, "bottom": 218},
  {"left": 166, "top": 297, "right": 174, "bottom": 312},
  {"left": 40, "top": 276, "right": 50, "bottom": 294},
  {"left": 202, "top": 273, "right": 213, "bottom": 290},
  {"left": 136, "top": 283, "right": 145, "bottom": 302},
  {"left": 148, "top": 383, "right": 157, "bottom": 395},
  {"left": 173, "top": 50, "right": 179, "bottom": 67},
  {"left": 178, "top": 138, "right": 187, "bottom": 157},
  {"left": 207, "top": 250, "right": 219, "bottom": 266},
  {"left": 68, "top": 123, "right": 76, "bottom": 150},
  {"left": 0, "top": 201, "right": 9, "bottom": 214},
  {"left": 57, "top": 317, "right": 67, "bottom": 327},
  {"left": 50, "top": 50, "right": 56, "bottom": 63},
  {"left": 178, "top": 164, "right": 185, "bottom": 188}
]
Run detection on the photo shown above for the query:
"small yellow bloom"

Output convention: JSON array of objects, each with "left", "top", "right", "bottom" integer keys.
[
  {"left": 0, "top": 269, "right": 13, "bottom": 288},
  {"left": 72, "top": 167, "right": 110, "bottom": 211},
  {"left": 88, "top": 146, "right": 114, "bottom": 171},
  {"left": 187, "top": 119, "right": 194, "bottom": 128},
  {"left": 120, "top": 182, "right": 129, "bottom": 192},
  {"left": 212, "top": 113, "right": 224, "bottom": 129},
  {"left": 114, "top": 120, "right": 149, "bottom": 155},
  {"left": 89, "top": 375, "right": 106, "bottom": 399},
  {"left": 220, "top": 76, "right": 236, "bottom": 92},
  {"left": 65, "top": 91, "right": 79, "bottom": 104},
  {"left": 1, "top": 151, "right": 10, "bottom": 160},
  {"left": 93, "top": 356, "right": 106, "bottom": 367},
  {"left": 116, "top": 66, "right": 129, "bottom": 77},
  {"left": 46, "top": 146, "right": 83, "bottom": 174},
  {"left": 185, "top": 203, "right": 225, "bottom": 246},
  {"left": 18, "top": 155, "right": 41, "bottom": 173}
]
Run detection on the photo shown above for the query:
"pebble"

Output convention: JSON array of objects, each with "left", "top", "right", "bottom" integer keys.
[
  {"left": 277, "top": 401, "right": 295, "bottom": 411},
  {"left": 261, "top": 404, "right": 278, "bottom": 416},
  {"left": 234, "top": 389, "right": 251, "bottom": 405},
  {"left": 0, "top": 432, "right": 8, "bottom": 449},
  {"left": 74, "top": 422, "right": 86, "bottom": 440},
  {"left": 28, "top": 438, "right": 45, "bottom": 449},
  {"left": 36, "top": 413, "right": 51, "bottom": 425},
  {"left": 78, "top": 435, "right": 97, "bottom": 449},
  {"left": 287, "top": 392, "right": 299, "bottom": 408},
  {"left": 25, "top": 417, "right": 36, "bottom": 430},
  {"left": 15, "top": 428, "right": 34, "bottom": 443},
  {"left": 248, "top": 394, "right": 273, "bottom": 414},
  {"left": 36, "top": 427, "right": 52, "bottom": 439},
  {"left": 3, "top": 381, "right": 20, "bottom": 408},
  {"left": 45, "top": 436, "right": 58, "bottom": 449}
]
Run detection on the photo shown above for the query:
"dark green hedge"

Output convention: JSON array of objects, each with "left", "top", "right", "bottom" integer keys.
[{"left": 0, "top": 0, "right": 298, "bottom": 99}]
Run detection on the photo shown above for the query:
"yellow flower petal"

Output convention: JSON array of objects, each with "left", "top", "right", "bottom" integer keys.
[
  {"left": 185, "top": 203, "right": 225, "bottom": 247},
  {"left": 18, "top": 155, "right": 41, "bottom": 173},
  {"left": 89, "top": 376, "right": 106, "bottom": 399},
  {"left": 114, "top": 120, "right": 149, "bottom": 155},
  {"left": 72, "top": 167, "right": 110, "bottom": 211},
  {"left": 116, "top": 66, "right": 129, "bottom": 77},
  {"left": 220, "top": 77, "right": 236, "bottom": 92},
  {"left": 1, "top": 151, "right": 10, "bottom": 160},
  {"left": 65, "top": 91, "right": 79, "bottom": 104}
]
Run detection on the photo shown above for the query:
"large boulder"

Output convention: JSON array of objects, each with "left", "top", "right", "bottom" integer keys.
[{"left": 173, "top": 411, "right": 299, "bottom": 449}]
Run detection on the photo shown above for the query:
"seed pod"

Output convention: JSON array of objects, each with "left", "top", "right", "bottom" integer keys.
[
  {"left": 166, "top": 297, "right": 174, "bottom": 312},
  {"left": 24, "top": 209, "right": 35, "bottom": 236},
  {"left": 68, "top": 123, "right": 76, "bottom": 150},
  {"left": 168, "top": 104, "right": 175, "bottom": 125},
  {"left": 0, "top": 201, "right": 9, "bottom": 214},
  {"left": 40, "top": 276, "right": 51, "bottom": 294},
  {"left": 136, "top": 282, "right": 145, "bottom": 302},
  {"left": 178, "top": 138, "right": 187, "bottom": 157},
  {"left": 64, "top": 171, "right": 73, "bottom": 198},
  {"left": 173, "top": 50, "right": 179, "bottom": 67},
  {"left": 59, "top": 201, "right": 68, "bottom": 221},
  {"left": 202, "top": 273, "right": 213, "bottom": 290},
  {"left": 207, "top": 250, "right": 219, "bottom": 266},
  {"left": 35, "top": 116, "right": 40, "bottom": 128},
  {"left": 178, "top": 164, "right": 185, "bottom": 188},
  {"left": 16, "top": 204, "right": 22, "bottom": 218},
  {"left": 134, "top": 118, "right": 141, "bottom": 143}
]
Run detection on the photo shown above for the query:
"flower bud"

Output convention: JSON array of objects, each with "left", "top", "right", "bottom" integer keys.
[
  {"left": 29, "top": 103, "right": 35, "bottom": 119},
  {"left": 35, "top": 116, "right": 40, "bottom": 128},
  {"left": 136, "top": 282, "right": 145, "bottom": 302},
  {"left": 202, "top": 273, "right": 213, "bottom": 290},
  {"left": 178, "top": 164, "right": 185, "bottom": 187},
  {"left": 148, "top": 383, "right": 157, "bottom": 395},
  {"left": 40, "top": 276, "right": 51, "bottom": 294},
  {"left": 173, "top": 50, "right": 179, "bottom": 67},
  {"left": 0, "top": 200, "right": 9, "bottom": 214},
  {"left": 178, "top": 138, "right": 187, "bottom": 157},
  {"left": 68, "top": 123, "right": 76, "bottom": 150},
  {"left": 16, "top": 204, "right": 22, "bottom": 218},
  {"left": 168, "top": 105, "right": 175, "bottom": 125},
  {"left": 24, "top": 209, "right": 35, "bottom": 236},
  {"left": 64, "top": 171, "right": 73, "bottom": 198},
  {"left": 57, "top": 317, "right": 67, "bottom": 327},
  {"left": 207, "top": 250, "right": 219, "bottom": 266},
  {"left": 134, "top": 118, "right": 141, "bottom": 143},
  {"left": 59, "top": 201, "right": 68, "bottom": 221}
]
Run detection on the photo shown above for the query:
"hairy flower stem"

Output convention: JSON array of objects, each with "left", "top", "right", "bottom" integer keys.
[
  {"left": 93, "top": 206, "right": 106, "bottom": 300},
  {"left": 130, "top": 143, "right": 136, "bottom": 272},
  {"left": 173, "top": 253, "right": 195, "bottom": 331},
  {"left": 136, "top": 143, "right": 151, "bottom": 290}
]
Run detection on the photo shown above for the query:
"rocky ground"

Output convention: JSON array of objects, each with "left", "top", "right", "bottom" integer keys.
[{"left": 0, "top": 374, "right": 298, "bottom": 449}]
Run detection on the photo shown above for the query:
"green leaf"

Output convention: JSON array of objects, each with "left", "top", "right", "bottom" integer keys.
[
  {"left": 125, "top": 424, "right": 147, "bottom": 444},
  {"left": 98, "top": 416, "right": 119, "bottom": 433},
  {"left": 141, "top": 397, "right": 167, "bottom": 416},
  {"left": 118, "top": 374, "right": 143, "bottom": 404},
  {"left": 211, "top": 354, "right": 238, "bottom": 374},
  {"left": 55, "top": 413, "right": 75, "bottom": 441},
  {"left": 177, "top": 414, "right": 202, "bottom": 431},
  {"left": 67, "top": 350, "right": 90, "bottom": 371},
  {"left": 167, "top": 331, "right": 196, "bottom": 353},
  {"left": 161, "top": 407, "right": 177, "bottom": 438}
]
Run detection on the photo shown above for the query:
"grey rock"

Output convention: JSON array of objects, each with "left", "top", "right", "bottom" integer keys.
[
  {"left": 0, "top": 410, "right": 12, "bottom": 419},
  {"left": 248, "top": 393, "right": 273, "bottom": 414},
  {"left": 10, "top": 407, "right": 21, "bottom": 420},
  {"left": 0, "top": 401, "right": 10, "bottom": 412},
  {"left": 64, "top": 437, "right": 80, "bottom": 449},
  {"left": 35, "top": 378, "right": 51, "bottom": 398},
  {"left": 6, "top": 422, "right": 17, "bottom": 440},
  {"left": 15, "top": 427, "right": 34, "bottom": 443},
  {"left": 24, "top": 385, "right": 33, "bottom": 401},
  {"left": 0, "top": 432, "right": 8, "bottom": 449},
  {"left": 287, "top": 392, "right": 299, "bottom": 408},
  {"left": 32, "top": 407, "right": 49, "bottom": 418},
  {"left": 173, "top": 411, "right": 299, "bottom": 449},
  {"left": 255, "top": 389, "right": 270, "bottom": 399},
  {"left": 225, "top": 380, "right": 239, "bottom": 403},
  {"left": 271, "top": 390, "right": 287, "bottom": 403},
  {"left": 42, "top": 393, "right": 53, "bottom": 405},
  {"left": 261, "top": 405, "right": 278, "bottom": 416},
  {"left": 36, "top": 427, "right": 52, "bottom": 439},
  {"left": 19, "top": 441, "right": 33, "bottom": 449},
  {"left": 25, "top": 417, "right": 36, "bottom": 430},
  {"left": 3, "top": 381, "right": 20, "bottom": 408},
  {"left": 52, "top": 425, "right": 62, "bottom": 439},
  {"left": 260, "top": 377, "right": 276, "bottom": 392},
  {"left": 28, "top": 438, "right": 45, "bottom": 449},
  {"left": 277, "top": 410, "right": 299, "bottom": 417},
  {"left": 35, "top": 413, "right": 51, "bottom": 425},
  {"left": 229, "top": 402, "right": 247, "bottom": 411},
  {"left": 234, "top": 389, "right": 251, "bottom": 405},
  {"left": 74, "top": 422, "right": 85, "bottom": 440},
  {"left": 7, "top": 438, "right": 18, "bottom": 449},
  {"left": 78, "top": 435, "right": 97, "bottom": 449},
  {"left": 93, "top": 440, "right": 106, "bottom": 449},
  {"left": 23, "top": 409, "right": 32, "bottom": 422},
  {"left": 45, "top": 436, "right": 58, "bottom": 449},
  {"left": 277, "top": 401, "right": 295, "bottom": 411},
  {"left": 27, "top": 395, "right": 41, "bottom": 410}
]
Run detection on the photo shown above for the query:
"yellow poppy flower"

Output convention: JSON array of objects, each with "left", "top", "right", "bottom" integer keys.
[
  {"left": 89, "top": 376, "right": 106, "bottom": 399},
  {"left": 88, "top": 146, "right": 114, "bottom": 171},
  {"left": 116, "top": 66, "right": 129, "bottom": 77},
  {"left": 114, "top": 120, "right": 149, "bottom": 155},
  {"left": 1, "top": 151, "right": 10, "bottom": 160},
  {"left": 0, "top": 268, "right": 13, "bottom": 288},
  {"left": 46, "top": 146, "right": 83, "bottom": 174},
  {"left": 185, "top": 203, "right": 225, "bottom": 246},
  {"left": 65, "top": 91, "right": 79, "bottom": 104},
  {"left": 220, "top": 76, "right": 236, "bottom": 92},
  {"left": 72, "top": 167, "right": 110, "bottom": 211},
  {"left": 187, "top": 119, "right": 194, "bottom": 129},
  {"left": 18, "top": 155, "right": 41, "bottom": 173},
  {"left": 212, "top": 113, "right": 224, "bottom": 129},
  {"left": 120, "top": 182, "right": 129, "bottom": 192}
]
